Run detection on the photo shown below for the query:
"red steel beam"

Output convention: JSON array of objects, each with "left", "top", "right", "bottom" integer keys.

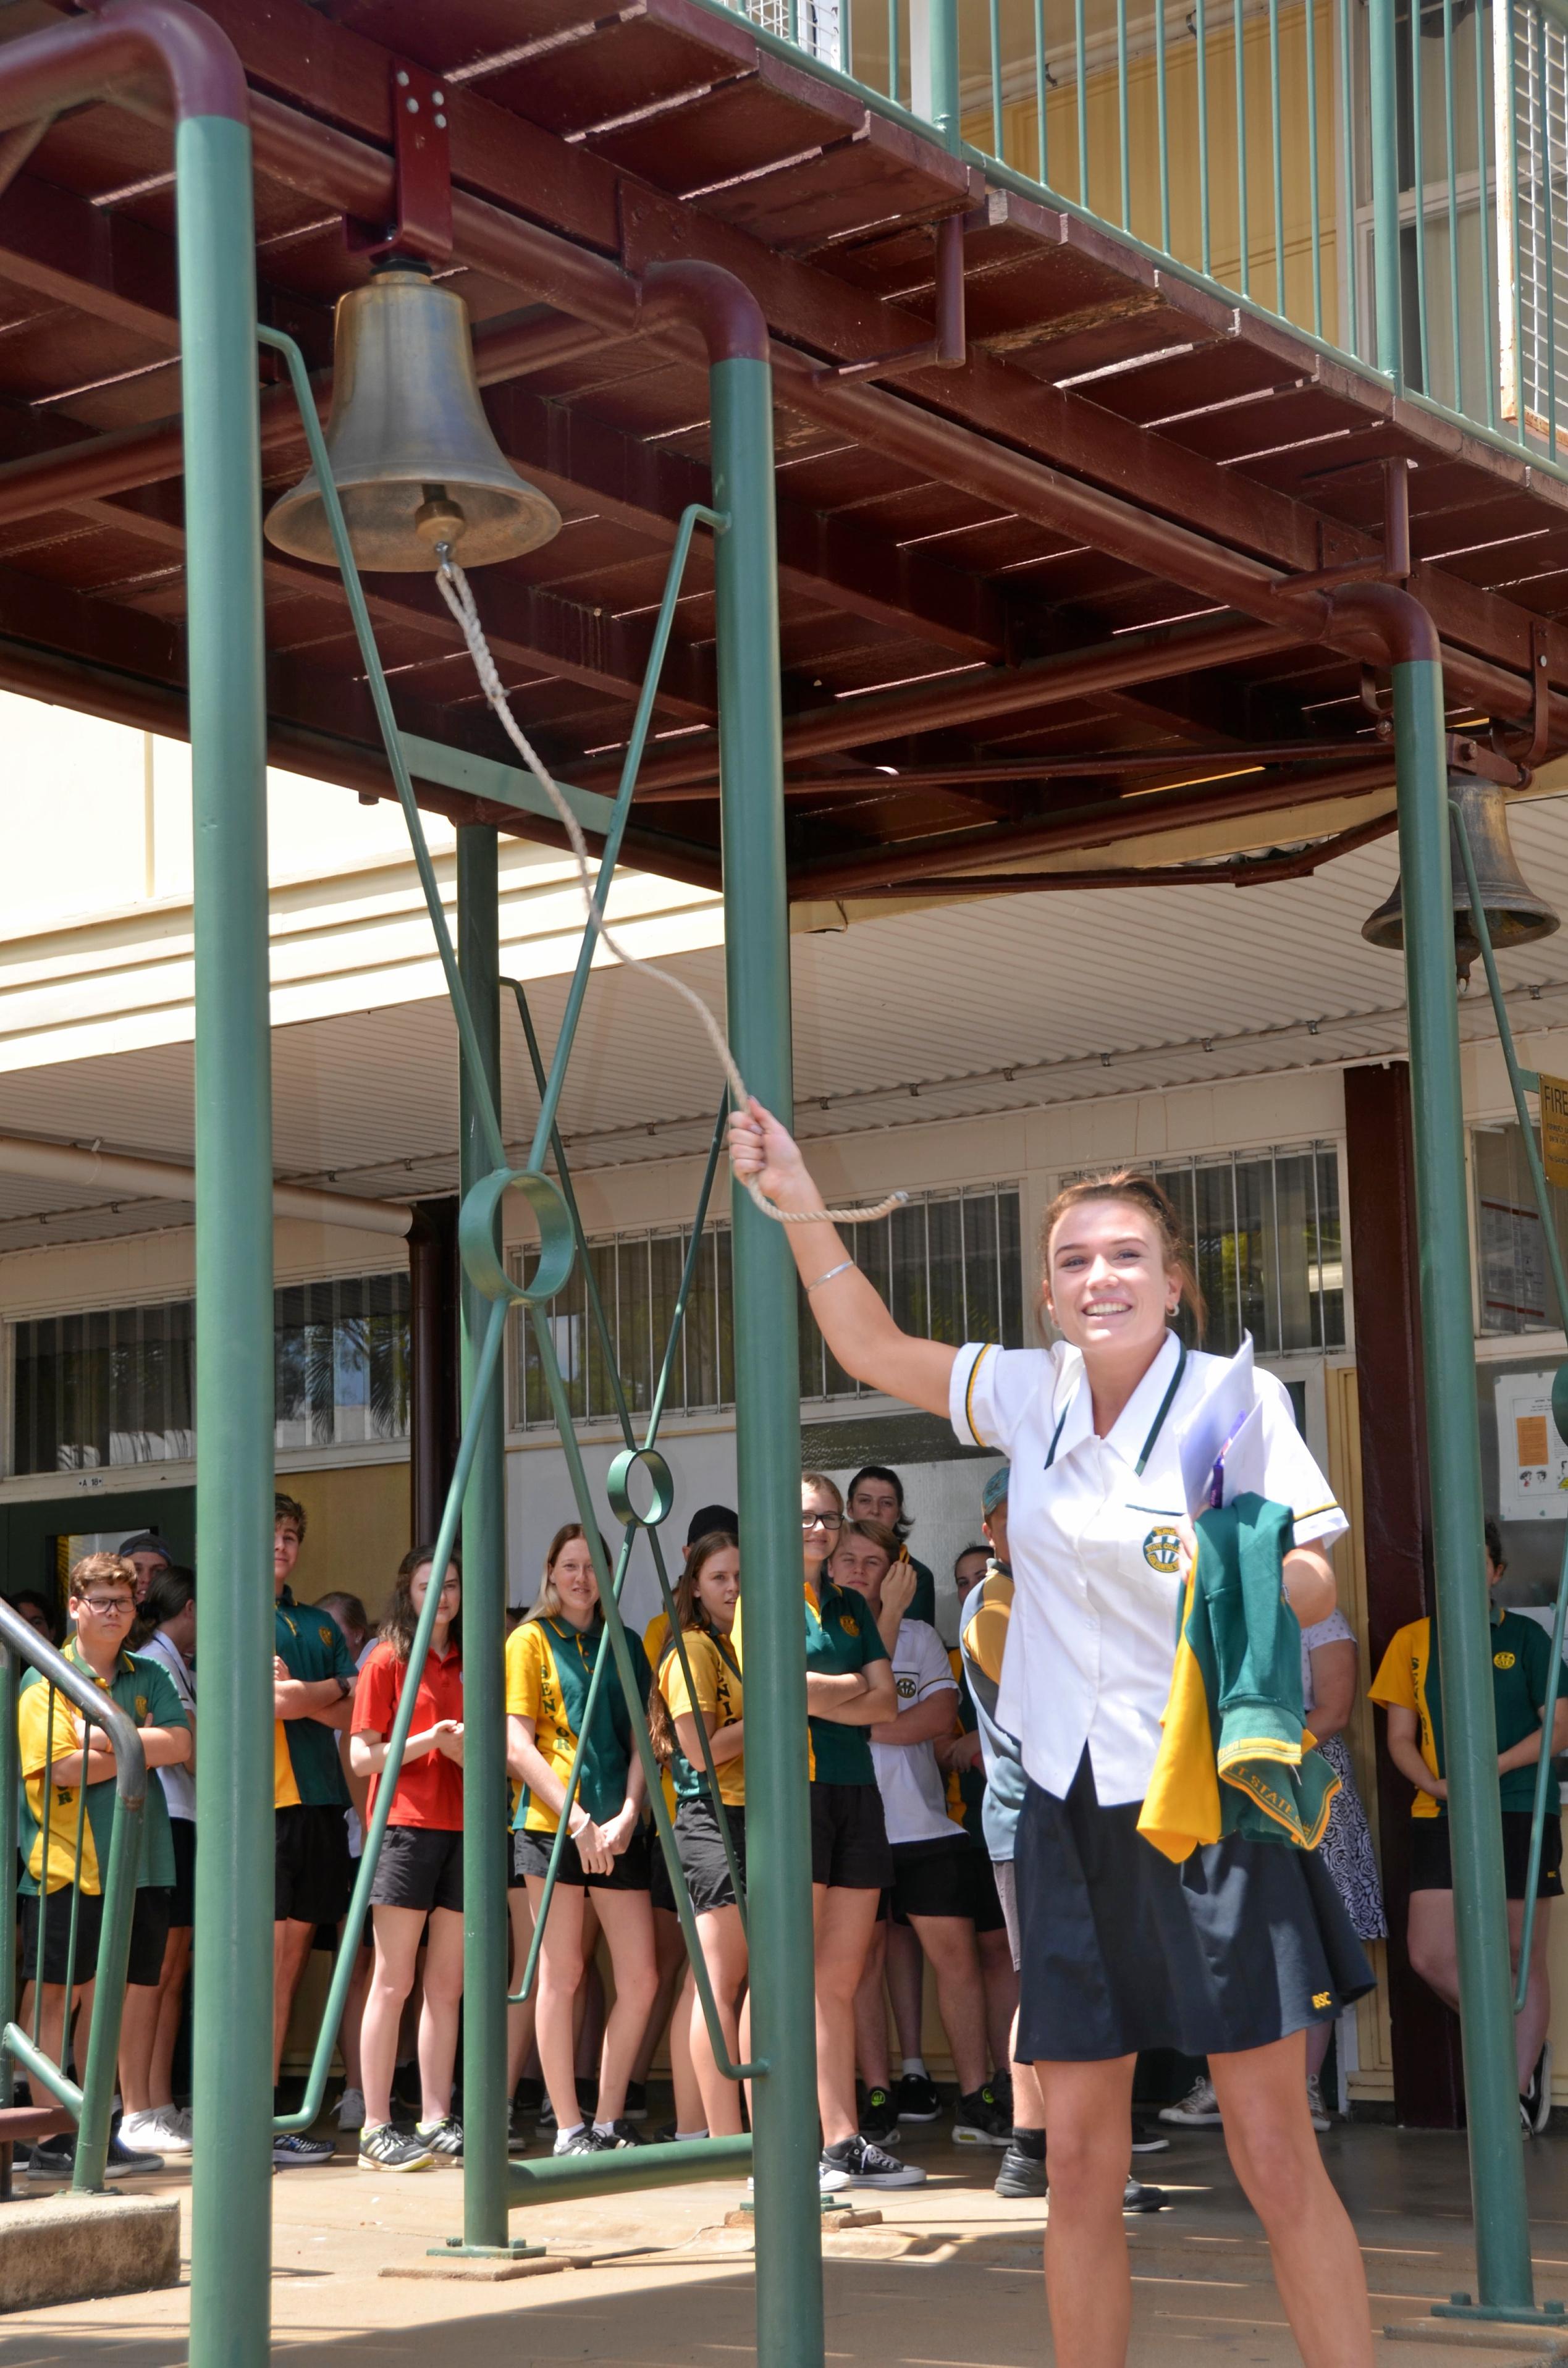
[{"left": 838, "top": 809, "right": 1401, "bottom": 893}]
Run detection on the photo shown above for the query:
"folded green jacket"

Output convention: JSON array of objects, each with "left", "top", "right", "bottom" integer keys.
[{"left": 1139, "top": 1494, "right": 1340, "bottom": 1864}]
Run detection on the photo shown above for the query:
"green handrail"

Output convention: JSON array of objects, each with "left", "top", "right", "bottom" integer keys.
[
  {"left": 0, "top": 1602, "right": 147, "bottom": 2193},
  {"left": 1448, "top": 804, "right": 1568, "bottom": 2016}
]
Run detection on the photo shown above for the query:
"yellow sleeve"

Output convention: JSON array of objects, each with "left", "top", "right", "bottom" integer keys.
[
  {"left": 1367, "top": 1624, "right": 1418, "bottom": 1711},
  {"left": 505, "top": 1622, "right": 544, "bottom": 1721},
  {"left": 661, "top": 1632, "right": 719, "bottom": 1724},
  {"left": 643, "top": 1612, "right": 670, "bottom": 1666},
  {"left": 18, "top": 1680, "right": 77, "bottom": 1781}
]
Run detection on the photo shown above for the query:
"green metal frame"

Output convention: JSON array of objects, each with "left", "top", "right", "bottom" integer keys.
[{"left": 261, "top": 309, "right": 822, "bottom": 2359}]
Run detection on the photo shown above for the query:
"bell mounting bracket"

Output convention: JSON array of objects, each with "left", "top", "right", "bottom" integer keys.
[
  {"left": 1491, "top": 617, "right": 1553, "bottom": 772},
  {"left": 348, "top": 57, "right": 453, "bottom": 264}
]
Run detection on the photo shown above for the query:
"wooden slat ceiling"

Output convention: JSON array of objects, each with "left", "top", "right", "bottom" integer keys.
[{"left": 2, "top": 0, "right": 1568, "bottom": 898}]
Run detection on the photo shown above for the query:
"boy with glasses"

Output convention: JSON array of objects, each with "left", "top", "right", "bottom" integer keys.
[{"left": 18, "top": 1554, "right": 191, "bottom": 2179}]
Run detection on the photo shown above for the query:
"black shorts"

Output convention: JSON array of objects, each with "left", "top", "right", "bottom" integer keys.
[
  {"left": 649, "top": 1822, "right": 678, "bottom": 1916},
  {"left": 675, "top": 1793, "right": 747, "bottom": 1915},
  {"left": 20, "top": 1887, "right": 103, "bottom": 1987},
  {"left": 168, "top": 1818, "right": 196, "bottom": 1930},
  {"left": 889, "top": 1834, "right": 992, "bottom": 1924},
  {"left": 810, "top": 1782, "right": 892, "bottom": 1891},
  {"left": 369, "top": 1826, "right": 463, "bottom": 1915},
  {"left": 127, "top": 1887, "right": 172, "bottom": 1987},
  {"left": 275, "top": 1804, "right": 353, "bottom": 1927},
  {"left": 513, "top": 1823, "right": 651, "bottom": 1893},
  {"left": 1407, "top": 1809, "right": 1564, "bottom": 1900}
]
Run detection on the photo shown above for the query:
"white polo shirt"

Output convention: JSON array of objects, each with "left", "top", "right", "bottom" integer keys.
[
  {"left": 869, "top": 1617, "right": 959, "bottom": 1846},
  {"left": 950, "top": 1331, "right": 1346, "bottom": 1807}
]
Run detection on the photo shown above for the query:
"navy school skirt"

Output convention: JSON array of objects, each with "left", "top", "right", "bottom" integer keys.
[{"left": 1014, "top": 1750, "right": 1375, "bottom": 2063}]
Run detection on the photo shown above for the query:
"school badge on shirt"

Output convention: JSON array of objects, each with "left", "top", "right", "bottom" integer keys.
[{"left": 1142, "top": 1525, "right": 1182, "bottom": 1573}]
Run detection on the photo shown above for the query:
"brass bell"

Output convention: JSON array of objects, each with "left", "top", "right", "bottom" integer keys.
[
  {"left": 265, "top": 261, "right": 562, "bottom": 572},
  {"left": 1362, "top": 774, "right": 1559, "bottom": 980}
]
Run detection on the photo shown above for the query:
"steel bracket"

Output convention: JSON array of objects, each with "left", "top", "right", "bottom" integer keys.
[
  {"left": 1490, "top": 619, "right": 1553, "bottom": 770},
  {"left": 815, "top": 209, "right": 969, "bottom": 382},
  {"left": 1294, "top": 455, "right": 1412, "bottom": 591},
  {"left": 348, "top": 57, "right": 452, "bottom": 263},
  {"left": 1448, "top": 730, "right": 1529, "bottom": 789}
]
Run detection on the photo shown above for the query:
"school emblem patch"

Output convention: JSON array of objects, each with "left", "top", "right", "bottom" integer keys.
[
  {"left": 1494, "top": 1651, "right": 1517, "bottom": 1669},
  {"left": 840, "top": 1612, "right": 859, "bottom": 1637},
  {"left": 1142, "top": 1525, "right": 1183, "bottom": 1573}
]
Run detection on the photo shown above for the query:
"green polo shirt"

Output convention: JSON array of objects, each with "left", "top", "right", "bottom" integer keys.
[
  {"left": 806, "top": 1583, "right": 889, "bottom": 1787},
  {"left": 275, "top": 1588, "right": 355, "bottom": 1809},
  {"left": 18, "top": 1642, "right": 188, "bottom": 1895},
  {"left": 1370, "top": 1601, "right": 1562, "bottom": 1818}
]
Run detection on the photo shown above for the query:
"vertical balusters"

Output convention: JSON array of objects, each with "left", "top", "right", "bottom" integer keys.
[
  {"left": 1076, "top": 0, "right": 1089, "bottom": 204},
  {"left": 1118, "top": 0, "right": 1131, "bottom": 225},
  {"left": 1198, "top": 0, "right": 1214, "bottom": 274},
  {"left": 1410, "top": 0, "right": 1432, "bottom": 389},
  {"left": 1035, "top": 0, "right": 1049, "bottom": 183},
  {"left": 1269, "top": 0, "right": 1286, "bottom": 311},
  {"left": 1236, "top": 0, "right": 1252, "bottom": 297},
  {"left": 1339, "top": 0, "right": 1359, "bottom": 352},
  {"left": 1157, "top": 0, "right": 1172, "bottom": 252},
  {"left": 990, "top": 0, "right": 1005, "bottom": 159},
  {"left": 1475, "top": 0, "right": 1498, "bottom": 425},
  {"left": 1305, "top": 0, "right": 1323, "bottom": 332}
]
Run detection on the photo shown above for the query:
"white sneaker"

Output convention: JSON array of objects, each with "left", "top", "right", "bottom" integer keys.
[
  {"left": 153, "top": 2106, "right": 194, "bottom": 2152},
  {"left": 1304, "top": 2075, "right": 1330, "bottom": 2134},
  {"left": 1158, "top": 2075, "right": 1223, "bottom": 2127},
  {"left": 335, "top": 2087, "right": 366, "bottom": 2131},
  {"left": 117, "top": 2110, "right": 171, "bottom": 2156}
]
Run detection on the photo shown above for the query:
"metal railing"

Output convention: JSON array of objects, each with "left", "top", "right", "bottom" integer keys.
[
  {"left": 0, "top": 1601, "right": 146, "bottom": 2194},
  {"left": 706, "top": 0, "right": 1568, "bottom": 477}
]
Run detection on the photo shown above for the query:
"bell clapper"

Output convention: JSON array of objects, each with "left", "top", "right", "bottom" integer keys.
[{"left": 416, "top": 484, "right": 466, "bottom": 549}]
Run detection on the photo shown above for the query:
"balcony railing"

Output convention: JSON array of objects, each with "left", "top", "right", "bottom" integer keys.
[{"left": 706, "top": 0, "right": 1568, "bottom": 475}]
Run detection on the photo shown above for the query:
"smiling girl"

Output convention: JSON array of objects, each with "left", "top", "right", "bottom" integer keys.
[{"left": 728, "top": 1101, "right": 1375, "bottom": 2368}]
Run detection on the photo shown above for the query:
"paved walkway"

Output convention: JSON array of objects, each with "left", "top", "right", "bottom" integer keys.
[{"left": 6, "top": 2120, "right": 1568, "bottom": 2365}]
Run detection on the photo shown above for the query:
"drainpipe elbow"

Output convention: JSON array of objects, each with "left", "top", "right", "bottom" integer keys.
[
  {"left": 0, "top": 0, "right": 249, "bottom": 131},
  {"left": 639, "top": 260, "right": 769, "bottom": 366},
  {"left": 1329, "top": 580, "right": 1440, "bottom": 670}
]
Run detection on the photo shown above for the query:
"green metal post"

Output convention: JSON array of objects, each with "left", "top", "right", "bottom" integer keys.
[
  {"left": 458, "top": 824, "right": 511, "bottom": 2251},
  {"left": 182, "top": 111, "right": 273, "bottom": 2368},
  {"left": 1367, "top": 0, "right": 1403, "bottom": 380},
  {"left": 914, "top": 0, "right": 962, "bottom": 150},
  {"left": 710, "top": 352, "right": 824, "bottom": 2368},
  {"left": 1393, "top": 657, "right": 1535, "bottom": 2311}
]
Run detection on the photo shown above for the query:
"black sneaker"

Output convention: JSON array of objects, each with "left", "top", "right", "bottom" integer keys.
[
  {"left": 586, "top": 2121, "right": 641, "bottom": 2150},
  {"left": 552, "top": 2126, "right": 597, "bottom": 2155},
  {"left": 513, "top": 2077, "right": 544, "bottom": 2117},
  {"left": 824, "top": 2134, "right": 927, "bottom": 2189},
  {"left": 1526, "top": 2044, "right": 1554, "bottom": 2136},
  {"left": 416, "top": 2116, "right": 463, "bottom": 2161},
  {"left": 1124, "top": 2177, "right": 1166, "bottom": 2212},
  {"left": 358, "top": 2123, "right": 434, "bottom": 2173},
  {"left": 24, "top": 2134, "right": 74, "bottom": 2180},
  {"left": 895, "top": 2071, "right": 941, "bottom": 2123},
  {"left": 622, "top": 2081, "right": 649, "bottom": 2123},
  {"left": 952, "top": 2084, "right": 1011, "bottom": 2146},
  {"left": 858, "top": 2086, "right": 900, "bottom": 2144},
  {"left": 104, "top": 2129, "right": 163, "bottom": 2178},
  {"left": 994, "top": 2142, "right": 1047, "bottom": 2199},
  {"left": 273, "top": 2130, "right": 335, "bottom": 2170},
  {"left": 1130, "top": 2119, "right": 1171, "bottom": 2154}
]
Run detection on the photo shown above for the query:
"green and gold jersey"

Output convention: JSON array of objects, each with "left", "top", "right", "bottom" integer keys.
[
  {"left": 659, "top": 1625, "right": 744, "bottom": 1807},
  {"left": 1370, "top": 1604, "right": 1562, "bottom": 1818},
  {"left": 506, "top": 1613, "right": 651, "bottom": 1832},
  {"left": 18, "top": 1643, "right": 187, "bottom": 1895}
]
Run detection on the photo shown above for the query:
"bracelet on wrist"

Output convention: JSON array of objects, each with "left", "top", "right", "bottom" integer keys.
[{"left": 806, "top": 1260, "right": 853, "bottom": 1293}]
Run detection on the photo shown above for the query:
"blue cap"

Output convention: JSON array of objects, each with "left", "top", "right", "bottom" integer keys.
[{"left": 981, "top": 1465, "right": 1010, "bottom": 1516}]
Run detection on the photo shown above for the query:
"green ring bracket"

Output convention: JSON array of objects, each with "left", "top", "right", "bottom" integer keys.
[
  {"left": 458, "top": 1168, "right": 576, "bottom": 1305},
  {"left": 606, "top": 1445, "right": 675, "bottom": 1530}
]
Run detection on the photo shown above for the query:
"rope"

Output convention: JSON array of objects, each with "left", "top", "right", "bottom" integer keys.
[{"left": 435, "top": 550, "right": 907, "bottom": 1229}]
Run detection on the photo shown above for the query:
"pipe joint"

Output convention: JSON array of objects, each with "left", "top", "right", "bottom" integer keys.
[
  {"left": 0, "top": 0, "right": 249, "bottom": 133},
  {"left": 639, "top": 259, "right": 769, "bottom": 365},
  {"left": 1329, "top": 579, "right": 1441, "bottom": 670}
]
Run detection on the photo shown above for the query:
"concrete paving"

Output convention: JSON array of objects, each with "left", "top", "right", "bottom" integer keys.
[{"left": 6, "top": 2118, "right": 1568, "bottom": 2365}]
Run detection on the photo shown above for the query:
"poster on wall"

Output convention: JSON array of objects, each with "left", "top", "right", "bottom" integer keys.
[
  {"left": 1478, "top": 1192, "right": 1551, "bottom": 1328},
  {"left": 1495, "top": 1371, "right": 1568, "bottom": 1519}
]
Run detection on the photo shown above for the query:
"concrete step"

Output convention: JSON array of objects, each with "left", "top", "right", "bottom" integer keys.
[{"left": 0, "top": 2192, "right": 179, "bottom": 2312}]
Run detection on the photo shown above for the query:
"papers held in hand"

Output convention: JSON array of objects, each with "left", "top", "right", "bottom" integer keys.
[{"left": 1176, "top": 1334, "right": 1267, "bottom": 1516}]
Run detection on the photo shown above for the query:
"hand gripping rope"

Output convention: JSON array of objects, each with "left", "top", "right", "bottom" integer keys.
[{"left": 435, "top": 547, "right": 907, "bottom": 1229}]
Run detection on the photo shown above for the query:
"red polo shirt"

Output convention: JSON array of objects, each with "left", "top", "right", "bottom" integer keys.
[{"left": 353, "top": 1638, "right": 464, "bottom": 1829}]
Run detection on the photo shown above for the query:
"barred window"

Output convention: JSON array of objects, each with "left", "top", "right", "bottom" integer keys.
[
  {"left": 1060, "top": 1145, "right": 1345, "bottom": 1358},
  {"left": 11, "top": 1272, "right": 410, "bottom": 1475},
  {"left": 1473, "top": 1121, "right": 1568, "bottom": 1334},
  {"left": 511, "top": 1184, "right": 1024, "bottom": 1428}
]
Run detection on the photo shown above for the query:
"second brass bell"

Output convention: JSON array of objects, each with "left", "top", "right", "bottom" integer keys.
[
  {"left": 1362, "top": 774, "right": 1559, "bottom": 980},
  {"left": 265, "top": 260, "right": 562, "bottom": 573}
]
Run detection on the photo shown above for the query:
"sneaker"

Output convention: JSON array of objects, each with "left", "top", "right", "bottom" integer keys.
[
  {"left": 508, "top": 2107, "right": 533, "bottom": 2154},
  {"left": 1527, "top": 2043, "right": 1554, "bottom": 2136},
  {"left": 818, "top": 2156, "right": 851, "bottom": 2194},
  {"left": 1305, "top": 2073, "right": 1331, "bottom": 2134},
  {"left": 1124, "top": 2177, "right": 1166, "bottom": 2212},
  {"left": 1522, "top": 2096, "right": 1536, "bottom": 2139},
  {"left": 1130, "top": 2119, "right": 1170, "bottom": 2154},
  {"left": 537, "top": 2094, "right": 557, "bottom": 2131},
  {"left": 358, "top": 2123, "right": 434, "bottom": 2173},
  {"left": 952, "top": 2084, "right": 1011, "bottom": 2146},
  {"left": 586, "top": 2121, "right": 641, "bottom": 2149},
  {"left": 273, "top": 2130, "right": 335, "bottom": 2169},
  {"left": 24, "top": 2134, "right": 74, "bottom": 2180},
  {"left": 553, "top": 2125, "right": 597, "bottom": 2156},
  {"left": 335, "top": 2087, "right": 366, "bottom": 2132},
  {"left": 895, "top": 2071, "right": 941, "bottom": 2124},
  {"left": 416, "top": 2116, "right": 463, "bottom": 2160},
  {"left": 993, "top": 2142, "right": 1048, "bottom": 2199},
  {"left": 157, "top": 2106, "right": 195, "bottom": 2149},
  {"left": 988, "top": 2068, "right": 1014, "bottom": 2117},
  {"left": 622, "top": 2081, "right": 649, "bottom": 2124},
  {"left": 824, "top": 2134, "right": 927, "bottom": 2189},
  {"left": 858, "top": 2086, "right": 900, "bottom": 2144},
  {"left": 1158, "top": 2075, "right": 1221, "bottom": 2126},
  {"left": 117, "top": 2109, "right": 175, "bottom": 2157}
]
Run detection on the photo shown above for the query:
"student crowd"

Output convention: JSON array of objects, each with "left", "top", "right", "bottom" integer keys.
[{"left": 6, "top": 1459, "right": 1564, "bottom": 2191}]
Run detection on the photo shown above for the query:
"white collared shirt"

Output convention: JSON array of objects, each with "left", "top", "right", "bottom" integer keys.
[{"left": 950, "top": 1332, "right": 1346, "bottom": 1807}]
